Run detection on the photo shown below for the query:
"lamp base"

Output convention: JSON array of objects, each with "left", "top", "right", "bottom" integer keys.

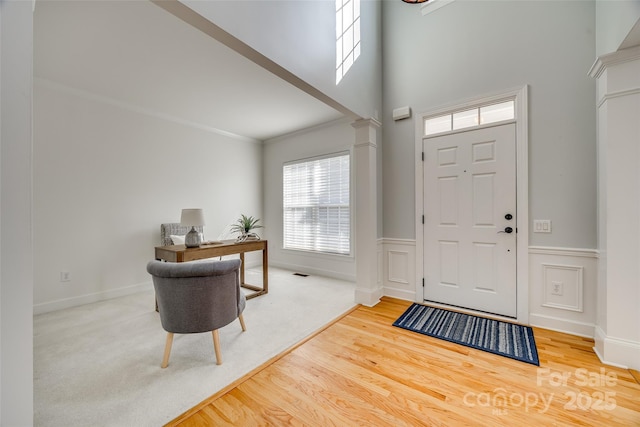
[{"left": 184, "top": 226, "right": 201, "bottom": 248}]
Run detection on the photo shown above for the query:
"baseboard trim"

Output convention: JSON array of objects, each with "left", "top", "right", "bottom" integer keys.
[
  {"left": 383, "top": 287, "right": 415, "bottom": 302},
  {"left": 268, "top": 261, "right": 355, "bottom": 282},
  {"left": 34, "top": 282, "right": 151, "bottom": 315},
  {"left": 593, "top": 326, "right": 640, "bottom": 370},
  {"left": 529, "top": 313, "right": 595, "bottom": 338}
]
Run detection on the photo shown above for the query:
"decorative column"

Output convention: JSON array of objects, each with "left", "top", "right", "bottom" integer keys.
[
  {"left": 589, "top": 45, "right": 640, "bottom": 370},
  {"left": 352, "top": 118, "right": 381, "bottom": 306}
]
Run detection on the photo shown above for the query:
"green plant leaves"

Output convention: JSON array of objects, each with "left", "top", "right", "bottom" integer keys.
[{"left": 230, "top": 214, "right": 263, "bottom": 234}]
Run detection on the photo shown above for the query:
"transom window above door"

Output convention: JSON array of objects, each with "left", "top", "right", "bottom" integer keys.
[{"left": 424, "top": 100, "right": 515, "bottom": 137}]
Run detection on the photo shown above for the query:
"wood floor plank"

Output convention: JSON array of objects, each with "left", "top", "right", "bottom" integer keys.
[
  {"left": 288, "top": 350, "right": 464, "bottom": 427},
  {"left": 166, "top": 297, "right": 640, "bottom": 426},
  {"left": 241, "top": 362, "right": 357, "bottom": 426},
  {"left": 275, "top": 353, "right": 420, "bottom": 427}
]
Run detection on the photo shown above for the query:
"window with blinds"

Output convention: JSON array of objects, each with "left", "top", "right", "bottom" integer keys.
[{"left": 283, "top": 153, "right": 351, "bottom": 255}]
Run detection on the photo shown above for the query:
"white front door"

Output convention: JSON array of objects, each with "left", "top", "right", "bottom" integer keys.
[{"left": 423, "top": 123, "right": 517, "bottom": 317}]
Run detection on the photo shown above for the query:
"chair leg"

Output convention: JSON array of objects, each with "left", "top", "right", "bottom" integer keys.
[
  {"left": 212, "top": 330, "right": 222, "bottom": 365},
  {"left": 238, "top": 313, "right": 247, "bottom": 332},
  {"left": 161, "top": 332, "right": 174, "bottom": 368}
]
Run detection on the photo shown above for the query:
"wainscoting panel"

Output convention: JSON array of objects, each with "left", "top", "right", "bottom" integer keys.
[
  {"left": 381, "top": 239, "right": 416, "bottom": 301},
  {"left": 388, "top": 250, "right": 410, "bottom": 284},
  {"left": 541, "top": 263, "right": 584, "bottom": 312},
  {"left": 380, "top": 242, "right": 599, "bottom": 338},
  {"left": 529, "top": 247, "right": 598, "bottom": 338}
]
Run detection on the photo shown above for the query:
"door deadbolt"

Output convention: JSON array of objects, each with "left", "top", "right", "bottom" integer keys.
[{"left": 505, "top": 213, "right": 513, "bottom": 220}]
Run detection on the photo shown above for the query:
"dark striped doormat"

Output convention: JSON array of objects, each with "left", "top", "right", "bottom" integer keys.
[{"left": 393, "top": 303, "right": 539, "bottom": 366}]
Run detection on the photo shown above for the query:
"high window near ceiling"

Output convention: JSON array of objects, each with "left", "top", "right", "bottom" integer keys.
[
  {"left": 283, "top": 153, "right": 351, "bottom": 255},
  {"left": 336, "top": 0, "right": 361, "bottom": 84}
]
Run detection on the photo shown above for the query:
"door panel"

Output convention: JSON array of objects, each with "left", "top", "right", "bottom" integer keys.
[{"left": 424, "top": 124, "right": 516, "bottom": 317}]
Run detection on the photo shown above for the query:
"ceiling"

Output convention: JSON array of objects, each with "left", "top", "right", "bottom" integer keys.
[
  {"left": 620, "top": 18, "right": 640, "bottom": 50},
  {"left": 34, "top": 0, "right": 345, "bottom": 141}
]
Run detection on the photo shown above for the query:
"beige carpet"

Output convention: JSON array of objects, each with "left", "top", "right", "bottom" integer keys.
[{"left": 34, "top": 267, "right": 356, "bottom": 426}]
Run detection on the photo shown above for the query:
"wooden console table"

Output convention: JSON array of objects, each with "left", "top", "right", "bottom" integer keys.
[{"left": 155, "top": 239, "right": 268, "bottom": 300}]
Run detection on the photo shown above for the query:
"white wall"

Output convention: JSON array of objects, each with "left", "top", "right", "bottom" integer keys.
[
  {"left": 0, "top": 1, "right": 34, "bottom": 423},
  {"left": 181, "top": 0, "right": 382, "bottom": 121},
  {"left": 596, "top": 0, "right": 640, "bottom": 56},
  {"left": 33, "top": 80, "right": 263, "bottom": 313},
  {"left": 263, "top": 119, "right": 356, "bottom": 281},
  {"left": 382, "top": 0, "right": 597, "bottom": 249}
]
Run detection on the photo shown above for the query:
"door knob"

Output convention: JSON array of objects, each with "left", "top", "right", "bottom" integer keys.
[{"left": 498, "top": 227, "right": 513, "bottom": 234}]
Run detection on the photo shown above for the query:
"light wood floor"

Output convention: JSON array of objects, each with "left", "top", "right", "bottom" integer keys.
[{"left": 167, "top": 297, "right": 640, "bottom": 426}]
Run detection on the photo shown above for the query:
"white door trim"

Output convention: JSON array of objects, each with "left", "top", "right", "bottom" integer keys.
[{"left": 414, "top": 86, "right": 529, "bottom": 324}]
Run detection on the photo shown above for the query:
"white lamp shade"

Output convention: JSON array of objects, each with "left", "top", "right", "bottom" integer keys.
[{"left": 180, "top": 209, "right": 205, "bottom": 227}]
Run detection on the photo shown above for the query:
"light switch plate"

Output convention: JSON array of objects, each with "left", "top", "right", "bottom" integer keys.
[{"left": 533, "top": 220, "right": 551, "bottom": 233}]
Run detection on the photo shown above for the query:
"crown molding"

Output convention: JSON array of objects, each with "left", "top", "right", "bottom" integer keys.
[
  {"left": 34, "top": 77, "right": 263, "bottom": 144},
  {"left": 589, "top": 45, "right": 640, "bottom": 79}
]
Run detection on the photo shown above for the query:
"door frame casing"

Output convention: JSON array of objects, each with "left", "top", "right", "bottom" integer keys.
[{"left": 414, "top": 86, "right": 529, "bottom": 324}]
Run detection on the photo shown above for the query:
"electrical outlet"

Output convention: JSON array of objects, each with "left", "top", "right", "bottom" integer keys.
[
  {"left": 533, "top": 220, "right": 552, "bottom": 233},
  {"left": 60, "top": 271, "right": 71, "bottom": 282},
  {"left": 551, "top": 281, "right": 563, "bottom": 296}
]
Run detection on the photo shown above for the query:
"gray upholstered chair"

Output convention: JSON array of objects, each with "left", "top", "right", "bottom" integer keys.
[
  {"left": 160, "top": 223, "right": 203, "bottom": 246},
  {"left": 146, "top": 259, "right": 246, "bottom": 368}
]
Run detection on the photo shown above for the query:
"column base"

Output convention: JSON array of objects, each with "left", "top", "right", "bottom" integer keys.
[
  {"left": 355, "top": 286, "right": 383, "bottom": 307},
  {"left": 594, "top": 326, "right": 640, "bottom": 370}
]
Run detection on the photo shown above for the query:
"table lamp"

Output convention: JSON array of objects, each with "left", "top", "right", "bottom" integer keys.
[{"left": 180, "top": 208, "right": 205, "bottom": 248}]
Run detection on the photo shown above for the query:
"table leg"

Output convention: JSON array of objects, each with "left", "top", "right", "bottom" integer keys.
[
  {"left": 262, "top": 245, "right": 268, "bottom": 294},
  {"left": 240, "top": 244, "right": 268, "bottom": 299}
]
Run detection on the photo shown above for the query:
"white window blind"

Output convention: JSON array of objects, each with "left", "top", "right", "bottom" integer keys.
[{"left": 283, "top": 153, "right": 350, "bottom": 255}]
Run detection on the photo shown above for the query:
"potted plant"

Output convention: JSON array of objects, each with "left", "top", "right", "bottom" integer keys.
[{"left": 230, "top": 214, "right": 263, "bottom": 241}]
